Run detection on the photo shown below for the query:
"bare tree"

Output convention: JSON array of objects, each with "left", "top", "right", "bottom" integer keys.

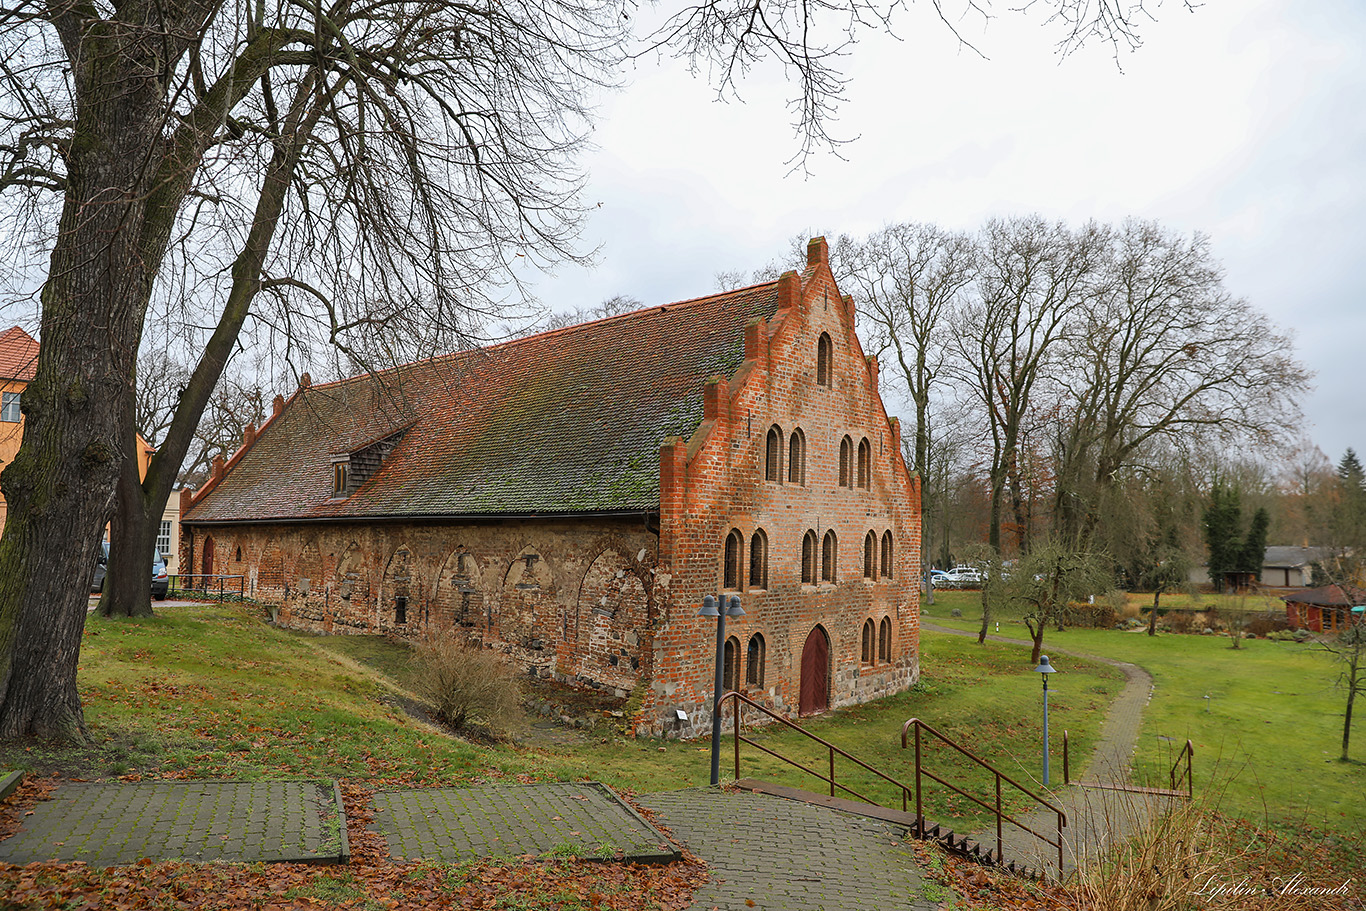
[
  {"left": 840, "top": 224, "right": 974, "bottom": 592},
  {"left": 955, "top": 216, "right": 1103, "bottom": 554},
  {"left": 0, "top": 0, "right": 1200, "bottom": 739},
  {"left": 1001, "top": 539, "right": 1112, "bottom": 664},
  {"left": 1052, "top": 220, "right": 1309, "bottom": 544},
  {"left": 1322, "top": 622, "right": 1366, "bottom": 762}
]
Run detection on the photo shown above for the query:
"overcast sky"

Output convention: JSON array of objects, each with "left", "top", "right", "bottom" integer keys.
[{"left": 522, "top": 0, "right": 1366, "bottom": 467}]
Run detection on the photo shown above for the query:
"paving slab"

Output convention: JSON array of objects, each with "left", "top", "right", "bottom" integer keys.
[
  {"left": 371, "top": 781, "right": 678, "bottom": 863},
  {"left": 642, "top": 788, "right": 940, "bottom": 911},
  {"left": 0, "top": 779, "right": 345, "bottom": 867}
]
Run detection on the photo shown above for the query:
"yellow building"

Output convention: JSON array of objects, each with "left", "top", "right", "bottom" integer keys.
[{"left": 0, "top": 326, "right": 158, "bottom": 547}]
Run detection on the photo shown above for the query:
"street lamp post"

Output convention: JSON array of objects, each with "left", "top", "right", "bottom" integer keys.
[
  {"left": 1033, "top": 655, "right": 1057, "bottom": 785},
  {"left": 698, "top": 594, "right": 744, "bottom": 786}
]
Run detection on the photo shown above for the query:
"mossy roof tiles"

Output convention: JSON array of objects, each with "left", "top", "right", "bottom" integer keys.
[{"left": 185, "top": 282, "right": 781, "bottom": 522}]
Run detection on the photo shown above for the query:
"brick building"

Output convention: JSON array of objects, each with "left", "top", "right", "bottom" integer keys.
[{"left": 180, "top": 238, "right": 922, "bottom": 736}]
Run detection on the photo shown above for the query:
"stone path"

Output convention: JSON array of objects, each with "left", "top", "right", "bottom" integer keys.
[
  {"left": 372, "top": 781, "right": 678, "bottom": 862},
  {"left": 922, "top": 621, "right": 1177, "bottom": 877},
  {"left": 641, "top": 788, "right": 938, "bottom": 911},
  {"left": 0, "top": 780, "right": 345, "bottom": 867}
]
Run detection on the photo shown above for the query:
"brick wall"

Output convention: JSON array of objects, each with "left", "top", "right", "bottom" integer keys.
[
  {"left": 184, "top": 518, "right": 662, "bottom": 695},
  {"left": 644, "top": 238, "right": 922, "bottom": 737}
]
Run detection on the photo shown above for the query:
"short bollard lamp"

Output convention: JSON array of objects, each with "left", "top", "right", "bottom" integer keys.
[
  {"left": 1033, "top": 655, "right": 1057, "bottom": 785},
  {"left": 698, "top": 594, "right": 745, "bottom": 786}
]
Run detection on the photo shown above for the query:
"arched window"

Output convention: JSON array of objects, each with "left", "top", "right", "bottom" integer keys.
[
  {"left": 839, "top": 436, "right": 853, "bottom": 488},
  {"left": 746, "top": 634, "right": 766, "bottom": 687},
  {"left": 817, "top": 332, "right": 833, "bottom": 386},
  {"left": 861, "top": 618, "right": 875, "bottom": 665},
  {"left": 749, "top": 529, "right": 768, "bottom": 589},
  {"left": 788, "top": 428, "right": 806, "bottom": 486},
  {"left": 765, "top": 425, "right": 783, "bottom": 482},
  {"left": 801, "top": 530, "right": 817, "bottom": 584},
  {"left": 821, "top": 530, "right": 838, "bottom": 583},
  {"left": 881, "top": 531, "right": 894, "bottom": 580},
  {"left": 864, "top": 531, "right": 877, "bottom": 580},
  {"left": 723, "top": 529, "right": 743, "bottom": 590},
  {"left": 878, "top": 616, "right": 892, "bottom": 663},
  {"left": 724, "top": 635, "right": 741, "bottom": 692},
  {"left": 857, "top": 438, "right": 871, "bottom": 489}
]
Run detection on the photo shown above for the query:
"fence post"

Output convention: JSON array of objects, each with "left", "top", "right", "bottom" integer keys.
[
  {"left": 995, "top": 774, "right": 1003, "bottom": 864},
  {"left": 914, "top": 725, "right": 923, "bottom": 837}
]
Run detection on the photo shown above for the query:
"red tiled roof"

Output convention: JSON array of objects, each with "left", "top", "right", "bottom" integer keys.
[
  {"left": 0, "top": 326, "right": 38, "bottom": 382},
  {"left": 1280, "top": 584, "right": 1366, "bottom": 607},
  {"left": 185, "top": 282, "right": 784, "bottom": 522}
]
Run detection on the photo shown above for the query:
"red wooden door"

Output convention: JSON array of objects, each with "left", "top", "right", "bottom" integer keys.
[
  {"left": 202, "top": 536, "right": 215, "bottom": 579},
  {"left": 799, "top": 626, "right": 829, "bottom": 716}
]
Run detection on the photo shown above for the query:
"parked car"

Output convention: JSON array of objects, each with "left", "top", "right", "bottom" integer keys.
[
  {"left": 92, "top": 542, "right": 169, "bottom": 600},
  {"left": 934, "top": 566, "right": 987, "bottom": 588},
  {"left": 929, "top": 569, "right": 951, "bottom": 587}
]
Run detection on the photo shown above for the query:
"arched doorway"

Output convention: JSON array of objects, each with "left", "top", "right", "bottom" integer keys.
[
  {"left": 201, "top": 536, "right": 215, "bottom": 580},
  {"left": 799, "top": 625, "right": 830, "bottom": 715}
]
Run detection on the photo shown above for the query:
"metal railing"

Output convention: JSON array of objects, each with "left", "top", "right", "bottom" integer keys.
[
  {"left": 903, "top": 717, "right": 1067, "bottom": 872},
  {"left": 1170, "top": 739, "right": 1194, "bottom": 797},
  {"left": 721, "top": 691, "right": 916, "bottom": 811},
  {"left": 168, "top": 574, "right": 247, "bottom": 602}
]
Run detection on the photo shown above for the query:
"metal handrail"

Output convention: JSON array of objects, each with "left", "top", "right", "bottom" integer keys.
[
  {"left": 169, "top": 573, "right": 247, "bottom": 602},
  {"left": 1169, "top": 739, "right": 1194, "bottom": 797},
  {"left": 902, "top": 716, "right": 1067, "bottom": 873},
  {"left": 720, "top": 691, "right": 917, "bottom": 812}
]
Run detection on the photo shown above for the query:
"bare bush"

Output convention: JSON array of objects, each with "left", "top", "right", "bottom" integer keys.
[
  {"left": 1070, "top": 795, "right": 1354, "bottom": 911},
  {"left": 413, "top": 632, "right": 523, "bottom": 738}
]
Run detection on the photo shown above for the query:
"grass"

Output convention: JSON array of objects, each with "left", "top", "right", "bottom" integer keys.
[
  {"left": 922, "top": 591, "right": 1366, "bottom": 837},
  {"left": 0, "top": 601, "right": 575, "bottom": 785}
]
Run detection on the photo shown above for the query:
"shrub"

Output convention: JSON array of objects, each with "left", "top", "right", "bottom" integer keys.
[
  {"left": 1246, "top": 611, "right": 1287, "bottom": 639},
  {"left": 1168, "top": 611, "right": 1195, "bottom": 634},
  {"left": 412, "top": 631, "right": 523, "bottom": 737},
  {"left": 1066, "top": 600, "right": 1118, "bottom": 629}
]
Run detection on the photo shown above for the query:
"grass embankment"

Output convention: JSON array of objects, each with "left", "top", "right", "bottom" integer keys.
[
  {"left": 924, "top": 590, "right": 1366, "bottom": 837},
  {"left": 0, "top": 601, "right": 574, "bottom": 785}
]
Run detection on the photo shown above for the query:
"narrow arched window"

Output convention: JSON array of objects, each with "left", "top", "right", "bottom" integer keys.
[
  {"left": 801, "top": 530, "right": 817, "bottom": 584},
  {"left": 878, "top": 616, "right": 892, "bottom": 663},
  {"left": 817, "top": 332, "right": 833, "bottom": 386},
  {"left": 881, "top": 530, "right": 894, "bottom": 580},
  {"left": 861, "top": 618, "right": 874, "bottom": 665},
  {"left": 821, "top": 530, "right": 838, "bottom": 583},
  {"left": 788, "top": 428, "right": 806, "bottom": 485},
  {"left": 864, "top": 531, "right": 877, "bottom": 580},
  {"left": 746, "top": 634, "right": 766, "bottom": 687},
  {"left": 839, "top": 436, "right": 853, "bottom": 488},
  {"left": 765, "top": 425, "right": 782, "bottom": 482},
  {"left": 723, "top": 529, "right": 743, "bottom": 590},
  {"left": 723, "top": 636, "right": 740, "bottom": 692},
  {"left": 857, "top": 438, "right": 871, "bottom": 489},
  {"left": 749, "top": 529, "right": 768, "bottom": 589}
]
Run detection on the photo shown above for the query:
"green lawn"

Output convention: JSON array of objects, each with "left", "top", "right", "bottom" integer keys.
[
  {"left": 8, "top": 602, "right": 574, "bottom": 785},
  {"left": 922, "top": 591, "right": 1366, "bottom": 837}
]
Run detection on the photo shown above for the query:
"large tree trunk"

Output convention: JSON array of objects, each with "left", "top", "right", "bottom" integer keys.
[{"left": 0, "top": 38, "right": 167, "bottom": 737}]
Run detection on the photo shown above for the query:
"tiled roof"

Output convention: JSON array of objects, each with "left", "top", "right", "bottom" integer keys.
[
  {"left": 0, "top": 326, "right": 38, "bottom": 382},
  {"left": 1280, "top": 584, "right": 1366, "bottom": 607},
  {"left": 185, "top": 282, "right": 783, "bottom": 522}
]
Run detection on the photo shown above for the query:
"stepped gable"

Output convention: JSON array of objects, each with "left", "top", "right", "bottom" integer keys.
[
  {"left": 185, "top": 282, "right": 783, "bottom": 522},
  {"left": 0, "top": 326, "right": 39, "bottom": 382}
]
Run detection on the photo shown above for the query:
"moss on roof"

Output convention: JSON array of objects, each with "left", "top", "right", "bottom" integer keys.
[{"left": 186, "top": 282, "right": 782, "bottom": 522}]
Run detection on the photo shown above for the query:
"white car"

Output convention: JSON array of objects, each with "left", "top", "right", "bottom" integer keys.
[{"left": 934, "top": 566, "right": 987, "bottom": 588}]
